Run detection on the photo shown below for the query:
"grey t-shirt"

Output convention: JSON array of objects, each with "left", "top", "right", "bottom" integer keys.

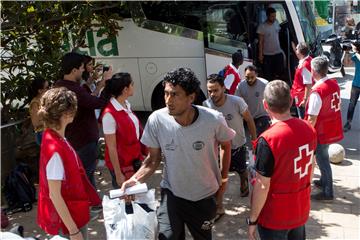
[
  {"left": 203, "top": 95, "right": 247, "bottom": 149},
  {"left": 141, "top": 106, "right": 235, "bottom": 201},
  {"left": 257, "top": 20, "right": 282, "bottom": 55},
  {"left": 235, "top": 77, "right": 269, "bottom": 119}
]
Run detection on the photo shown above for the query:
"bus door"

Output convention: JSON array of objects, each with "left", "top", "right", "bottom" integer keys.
[
  {"left": 203, "top": 2, "right": 252, "bottom": 78},
  {"left": 247, "top": 2, "right": 298, "bottom": 84}
]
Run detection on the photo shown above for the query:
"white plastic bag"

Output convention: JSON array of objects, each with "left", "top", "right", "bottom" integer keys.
[
  {"left": 103, "top": 189, "right": 158, "bottom": 240},
  {"left": 247, "top": 149, "right": 256, "bottom": 194}
]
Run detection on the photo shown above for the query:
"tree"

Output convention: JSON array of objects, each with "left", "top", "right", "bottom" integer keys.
[{"left": 1, "top": 1, "right": 125, "bottom": 124}]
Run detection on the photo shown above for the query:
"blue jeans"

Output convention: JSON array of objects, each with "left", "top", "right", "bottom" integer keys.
[
  {"left": 315, "top": 143, "right": 334, "bottom": 197},
  {"left": 76, "top": 141, "right": 98, "bottom": 189},
  {"left": 35, "top": 131, "right": 43, "bottom": 146},
  {"left": 346, "top": 85, "right": 360, "bottom": 123},
  {"left": 296, "top": 106, "right": 305, "bottom": 119},
  {"left": 258, "top": 224, "right": 305, "bottom": 240}
]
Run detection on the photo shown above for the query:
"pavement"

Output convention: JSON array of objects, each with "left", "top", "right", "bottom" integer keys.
[{"left": 1, "top": 69, "right": 359, "bottom": 239}]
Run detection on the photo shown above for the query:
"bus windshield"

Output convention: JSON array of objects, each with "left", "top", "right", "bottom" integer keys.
[{"left": 293, "top": 1, "right": 321, "bottom": 55}]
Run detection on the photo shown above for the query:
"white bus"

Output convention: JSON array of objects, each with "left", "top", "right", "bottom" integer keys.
[{"left": 73, "top": 1, "right": 322, "bottom": 111}]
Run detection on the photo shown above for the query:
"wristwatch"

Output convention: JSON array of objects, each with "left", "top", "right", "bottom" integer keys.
[{"left": 246, "top": 217, "right": 258, "bottom": 226}]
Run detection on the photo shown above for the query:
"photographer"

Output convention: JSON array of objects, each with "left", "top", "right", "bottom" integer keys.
[{"left": 344, "top": 42, "right": 360, "bottom": 132}]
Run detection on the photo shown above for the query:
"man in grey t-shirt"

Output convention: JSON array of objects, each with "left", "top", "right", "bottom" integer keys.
[
  {"left": 204, "top": 74, "right": 257, "bottom": 221},
  {"left": 235, "top": 65, "right": 271, "bottom": 136},
  {"left": 121, "top": 68, "right": 235, "bottom": 240},
  {"left": 257, "top": 7, "right": 284, "bottom": 81}
]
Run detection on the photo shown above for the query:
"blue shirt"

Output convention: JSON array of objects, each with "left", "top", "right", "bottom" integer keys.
[{"left": 351, "top": 53, "right": 360, "bottom": 88}]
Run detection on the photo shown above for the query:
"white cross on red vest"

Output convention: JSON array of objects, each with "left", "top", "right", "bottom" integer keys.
[
  {"left": 294, "top": 144, "right": 314, "bottom": 179},
  {"left": 331, "top": 92, "right": 341, "bottom": 112}
]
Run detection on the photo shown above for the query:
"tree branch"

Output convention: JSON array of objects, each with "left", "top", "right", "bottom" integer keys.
[{"left": 2, "top": 3, "right": 121, "bottom": 31}]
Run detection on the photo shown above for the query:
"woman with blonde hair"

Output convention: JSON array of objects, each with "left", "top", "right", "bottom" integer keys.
[
  {"left": 28, "top": 77, "right": 49, "bottom": 145},
  {"left": 37, "top": 87, "right": 100, "bottom": 240}
]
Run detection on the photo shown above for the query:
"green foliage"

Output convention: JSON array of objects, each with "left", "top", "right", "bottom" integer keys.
[{"left": 1, "top": 1, "right": 124, "bottom": 124}]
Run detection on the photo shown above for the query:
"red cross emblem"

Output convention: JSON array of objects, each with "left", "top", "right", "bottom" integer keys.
[
  {"left": 331, "top": 92, "right": 341, "bottom": 112},
  {"left": 294, "top": 144, "right": 314, "bottom": 179}
]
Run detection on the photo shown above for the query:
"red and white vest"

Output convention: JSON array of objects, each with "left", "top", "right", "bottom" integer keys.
[
  {"left": 224, "top": 64, "right": 241, "bottom": 95},
  {"left": 38, "top": 129, "right": 100, "bottom": 235},
  {"left": 101, "top": 102, "right": 147, "bottom": 179},
  {"left": 306, "top": 78, "right": 344, "bottom": 144},
  {"left": 291, "top": 56, "right": 313, "bottom": 107},
  {"left": 255, "top": 118, "right": 317, "bottom": 230}
]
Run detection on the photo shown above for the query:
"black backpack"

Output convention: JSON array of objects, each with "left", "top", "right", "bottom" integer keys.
[{"left": 3, "top": 163, "right": 36, "bottom": 213}]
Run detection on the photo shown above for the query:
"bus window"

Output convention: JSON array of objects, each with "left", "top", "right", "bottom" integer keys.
[
  {"left": 271, "top": 3, "right": 288, "bottom": 24},
  {"left": 205, "top": 3, "right": 248, "bottom": 57},
  {"left": 293, "top": 1, "right": 319, "bottom": 53},
  {"left": 140, "top": 2, "right": 203, "bottom": 31}
]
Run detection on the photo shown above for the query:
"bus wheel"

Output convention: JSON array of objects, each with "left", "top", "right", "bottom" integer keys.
[{"left": 151, "top": 84, "right": 165, "bottom": 111}]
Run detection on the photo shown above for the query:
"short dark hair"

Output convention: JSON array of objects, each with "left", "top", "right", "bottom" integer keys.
[
  {"left": 264, "top": 80, "right": 291, "bottom": 114},
  {"left": 244, "top": 65, "right": 258, "bottom": 73},
  {"left": 266, "top": 7, "right": 276, "bottom": 17},
  {"left": 61, "top": 52, "right": 84, "bottom": 75},
  {"left": 207, "top": 73, "right": 225, "bottom": 87},
  {"left": 82, "top": 55, "right": 94, "bottom": 81},
  {"left": 232, "top": 50, "right": 243, "bottom": 65},
  {"left": 352, "top": 42, "right": 360, "bottom": 53},
  {"left": 103, "top": 72, "right": 133, "bottom": 98},
  {"left": 163, "top": 67, "right": 200, "bottom": 96},
  {"left": 297, "top": 42, "right": 309, "bottom": 56}
]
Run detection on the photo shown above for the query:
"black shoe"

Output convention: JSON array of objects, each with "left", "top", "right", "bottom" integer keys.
[
  {"left": 343, "top": 122, "right": 351, "bottom": 132},
  {"left": 311, "top": 192, "right": 334, "bottom": 202},
  {"left": 313, "top": 180, "right": 322, "bottom": 188},
  {"left": 91, "top": 205, "right": 103, "bottom": 214}
]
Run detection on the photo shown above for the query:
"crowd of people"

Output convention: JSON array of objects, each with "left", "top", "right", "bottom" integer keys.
[{"left": 26, "top": 8, "right": 360, "bottom": 240}]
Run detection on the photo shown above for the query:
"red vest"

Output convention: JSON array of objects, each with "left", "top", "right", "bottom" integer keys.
[
  {"left": 37, "top": 129, "right": 101, "bottom": 235},
  {"left": 101, "top": 102, "right": 146, "bottom": 179},
  {"left": 306, "top": 78, "right": 344, "bottom": 144},
  {"left": 224, "top": 65, "right": 241, "bottom": 95},
  {"left": 255, "top": 118, "right": 317, "bottom": 230},
  {"left": 291, "top": 56, "right": 313, "bottom": 107}
]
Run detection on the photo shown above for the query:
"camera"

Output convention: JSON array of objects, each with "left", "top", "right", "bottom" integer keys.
[{"left": 103, "top": 65, "right": 110, "bottom": 72}]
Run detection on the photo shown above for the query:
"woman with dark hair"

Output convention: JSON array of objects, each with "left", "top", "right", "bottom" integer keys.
[
  {"left": 100, "top": 73, "right": 148, "bottom": 188},
  {"left": 81, "top": 55, "right": 96, "bottom": 93},
  {"left": 28, "top": 77, "right": 49, "bottom": 145},
  {"left": 37, "top": 87, "right": 100, "bottom": 240}
]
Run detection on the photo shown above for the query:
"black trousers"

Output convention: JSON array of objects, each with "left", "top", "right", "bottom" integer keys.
[
  {"left": 263, "top": 53, "right": 284, "bottom": 81},
  {"left": 346, "top": 85, "right": 360, "bottom": 123},
  {"left": 158, "top": 188, "right": 217, "bottom": 240}
]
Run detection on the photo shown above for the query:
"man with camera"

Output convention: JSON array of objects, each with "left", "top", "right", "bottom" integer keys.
[{"left": 55, "top": 52, "right": 112, "bottom": 191}]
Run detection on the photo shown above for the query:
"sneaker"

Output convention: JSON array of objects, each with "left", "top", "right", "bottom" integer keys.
[
  {"left": 313, "top": 180, "right": 322, "bottom": 188},
  {"left": 343, "top": 122, "right": 351, "bottom": 132},
  {"left": 311, "top": 192, "right": 333, "bottom": 202},
  {"left": 91, "top": 205, "right": 103, "bottom": 214}
]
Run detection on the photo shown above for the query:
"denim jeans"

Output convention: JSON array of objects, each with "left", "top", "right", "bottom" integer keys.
[
  {"left": 346, "top": 85, "right": 360, "bottom": 123},
  {"left": 296, "top": 106, "right": 305, "bottom": 119},
  {"left": 315, "top": 143, "right": 334, "bottom": 197},
  {"left": 258, "top": 224, "right": 305, "bottom": 240},
  {"left": 77, "top": 141, "right": 98, "bottom": 189},
  {"left": 59, "top": 224, "right": 88, "bottom": 240},
  {"left": 35, "top": 131, "right": 43, "bottom": 146}
]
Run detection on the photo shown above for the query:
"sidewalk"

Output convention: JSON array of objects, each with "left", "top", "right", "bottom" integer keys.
[{"left": 2, "top": 70, "right": 359, "bottom": 239}]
